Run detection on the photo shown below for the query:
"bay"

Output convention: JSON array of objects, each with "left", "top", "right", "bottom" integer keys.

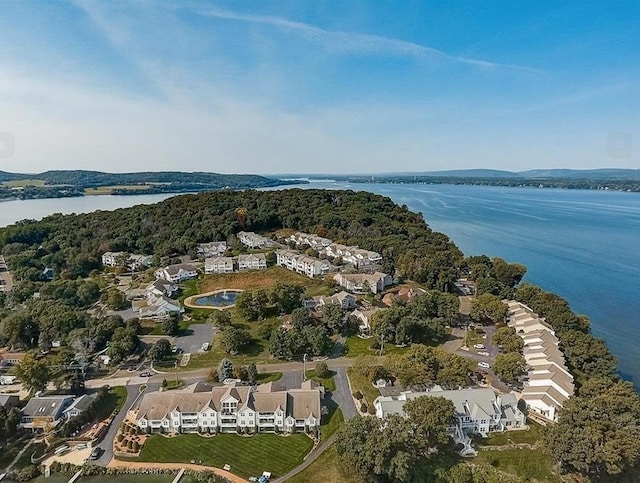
[{"left": 1, "top": 183, "right": 638, "bottom": 385}]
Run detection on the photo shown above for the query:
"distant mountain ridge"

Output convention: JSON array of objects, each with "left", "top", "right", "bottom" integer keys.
[{"left": 370, "top": 168, "right": 640, "bottom": 180}]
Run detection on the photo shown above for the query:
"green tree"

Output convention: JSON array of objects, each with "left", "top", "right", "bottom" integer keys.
[
  {"left": 322, "top": 303, "right": 345, "bottom": 334},
  {"left": 15, "top": 353, "right": 51, "bottom": 393},
  {"left": 546, "top": 379, "right": 640, "bottom": 478},
  {"left": 469, "top": 293, "right": 508, "bottom": 324},
  {"left": 403, "top": 395, "right": 455, "bottom": 447},
  {"left": 104, "top": 288, "right": 129, "bottom": 310},
  {"left": 211, "top": 310, "right": 232, "bottom": 330},
  {"left": 493, "top": 352, "right": 526, "bottom": 385},
  {"left": 106, "top": 326, "right": 139, "bottom": 364},
  {"left": 219, "top": 326, "right": 251, "bottom": 354},
  {"left": 217, "top": 358, "right": 234, "bottom": 381},
  {"left": 149, "top": 338, "right": 171, "bottom": 362},
  {"left": 315, "top": 361, "right": 329, "bottom": 379},
  {"left": 271, "top": 283, "right": 304, "bottom": 314},
  {"left": 492, "top": 326, "right": 524, "bottom": 353},
  {"left": 247, "top": 363, "right": 258, "bottom": 384},
  {"left": 161, "top": 316, "right": 180, "bottom": 336}
]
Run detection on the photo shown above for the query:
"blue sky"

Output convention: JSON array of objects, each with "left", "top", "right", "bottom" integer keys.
[{"left": 0, "top": 1, "right": 638, "bottom": 174}]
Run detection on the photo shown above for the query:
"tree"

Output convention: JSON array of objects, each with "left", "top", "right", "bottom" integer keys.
[
  {"left": 247, "top": 363, "right": 258, "bottom": 384},
  {"left": 219, "top": 327, "right": 250, "bottom": 354},
  {"left": 211, "top": 310, "right": 232, "bottom": 330},
  {"left": 403, "top": 395, "right": 455, "bottom": 447},
  {"left": 271, "top": 283, "right": 304, "bottom": 314},
  {"left": 291, "top": 308, "right": 314, "bottom": 331},
  {"left": 161, "top": 316, "right": 179, "bottom": 336},
  {"left": 493, "top": 352, "right": 526, "bottom": 385},
  {"left": 15, "top": 353, "right": 51, "bottom": 393},
  {"left": 546, "top": 379, "right": 640, "bottom": 478},
  {"left": 104, "top": 288, "right": 128, "bottom": 310},
  {"left": 106, "top": 326, "right": 139, "bottom": 364},
  {"left": 233, "top": 365, "right": 249, "bottom": 381},
  {"left": 315, "top": 361, "right": 329, "bottom": 379},
  {"left": 492, "top": 326, "right": 523, "bottom": 353},
  {"left": 149, "top": 338, "right": 171, "bottom": 362},
  {"left": 217, "top": 358, "right": 234, "bottom": 381},
  {"left": 469, "top": 293, "right": 508, "bottom": 324},
  {"left": 235, "top": 289, "right": 269, "bottom": 321},
  {"left": 322, "top": 303, "right": 345, "bottom": 334}
]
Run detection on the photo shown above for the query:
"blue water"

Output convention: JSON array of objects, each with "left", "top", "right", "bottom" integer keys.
[
  {"left": 2, "top": 184, "right": 639, "bottom": 384},
  {"left": 193, "top": 290, "right": 242, "bottom": 307}
]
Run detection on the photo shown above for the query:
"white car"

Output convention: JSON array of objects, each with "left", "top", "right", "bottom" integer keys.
[
  {"left": 477, "top": 351, "right": 490, "bottom": 357},
  {"left": 478, "top": 361, "right": 491, "bottom": 369},
  {"left": 473, "top": 344, "right": 486, "bottom": 350}
]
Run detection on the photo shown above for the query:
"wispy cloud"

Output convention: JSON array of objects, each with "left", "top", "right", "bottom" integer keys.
[{"left": 200, "top": 7, "right": 543, "bottom": 74}]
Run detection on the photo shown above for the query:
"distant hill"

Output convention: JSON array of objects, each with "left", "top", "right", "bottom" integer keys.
[{"left": 390, "top": 168, "right": 640, "bottom": 180}]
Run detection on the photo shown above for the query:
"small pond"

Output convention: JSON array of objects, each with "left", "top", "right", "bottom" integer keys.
[{"left": 192, "top": 289, "right": 243, "bottom": 308}]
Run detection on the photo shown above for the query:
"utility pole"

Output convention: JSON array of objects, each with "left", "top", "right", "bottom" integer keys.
[
  {"left": 174, "top": 360, "right": 178, "bottom": 386},
  {"left": 303, "top": 353, "right": 308, "bottom": 381}
]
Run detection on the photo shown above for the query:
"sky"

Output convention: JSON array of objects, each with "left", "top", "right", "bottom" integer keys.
[{"left": 0, "top": 1, "right": 639, "bottom": 175}]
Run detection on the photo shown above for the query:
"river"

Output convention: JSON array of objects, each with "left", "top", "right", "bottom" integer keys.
[{"left": 1, "top": 183, "right": 638, "bottom": 384}]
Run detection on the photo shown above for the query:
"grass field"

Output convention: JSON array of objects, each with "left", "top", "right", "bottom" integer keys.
[
  {"left": 346, "top": 368, "right": 380, "bottom": 413},
  {"left": 1, "top": 178, "right": 45, "bottom": 187},
  {"left": 135, "top": 433, "right": 314, "bottom": 479},
  {"left": 474, "top": 447, "right": 559, "bottom": 482},
  {"left": 344, "top": 336, "right": 411, "bottom": 357},
  {"left": 197, "top": 266, "right": 333, "bottom": 297},
  {"left": 305, "top": 369, "right": 336, "bottom": 391},
  {"left": 320, "top": 407, "right": 344, "bottom": 441},
  {"left": 480, "top": 420, "right": 544, "bottom": 446},
  {"left": 84, "top": 185, "right": 151, "bottom": 195},
  {"left": 287, "top": 446, "right": 353, "bottom": 483},
  {"left": 95, "top": 386, "right": 128, "bottom": 420}
]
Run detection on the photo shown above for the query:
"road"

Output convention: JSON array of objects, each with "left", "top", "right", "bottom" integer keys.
[{"left": 330, "top": 368, "right": 358, "bottom": 420}]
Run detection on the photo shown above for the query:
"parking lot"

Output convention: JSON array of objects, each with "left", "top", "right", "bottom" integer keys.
[{"left": 174, "top": 323, "right": 215, "bottom": 354}]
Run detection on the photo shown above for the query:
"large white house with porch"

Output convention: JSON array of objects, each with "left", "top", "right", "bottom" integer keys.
[
  {"left": 276, "top": 249, "right": 330, "bottom": 278},
  {"left": 133, "top": 381, "right": 323, "bottom": 434},
  {"left": 155, "top": 263, "right": 198, "bottom": 283}
]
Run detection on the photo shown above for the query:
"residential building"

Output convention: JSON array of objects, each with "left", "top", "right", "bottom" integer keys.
[
  {"left": 238, "top": 254, "right": 267, "bottom": 271},
  {"left": 155, "top": 263, "right": 198, "bottom": 283},
  {"left": 205, "top": 256, "right": 234, "bottom": 274},
  {"left": 288, "top": 232, "right": 332, "bottom": 250},
  {"left": 351, "top": 307, "right": 385, "bottom": 334},
  {"left": 237, "top": 231, "right": 275, "bottom": 249},
  {"left": 382, "top": 287, "right": 425, "bottom": 307},
  {"left": 374, "top": 386, "right": 525, "bottom": 436},
  {"left": 324, "top": 243, "right": 382, "bottom": 268},
  {"left": 127, "top": 254, "right": 154, "bottom": 271},
  {"left": 146, "top": 279, "right": 178, "bottom": 298},
  {"left": 133, "top": 380, "right": 323, "bottom": 434},
  {"left": 102, "top": 252, "right": 153, "bottom": 270},
  {"left": 276, "top": 250, "right": 330, "bottom": 278},
  {"left": 333, "top": 272, "right": 392, "bottom": 294},
  {"left": 196, "top": 241, "right": 227, "bottom": 258},
  {"left": 42, "top": 267, "right": 54, "bottom": 280},
  {"left": 506, "top": 300, "right": 574, "bottom": 422},
  {"left": 101, "top": 251, "right": 128, "bottom": 267},
  {"left": 308, "top": 291, "right": 357, "bottom": 310},
  {"left": 0, "top": 394, "right": 19, "bottom": 410},
  {"left": 133, "top": 294, "right": 183, "bottom": 319},
  {"left": 20, "top": 395, "right": 75, "bottom": 431},
  {"left": 62, "top": 393, "right": 96, "bottom": 420}
]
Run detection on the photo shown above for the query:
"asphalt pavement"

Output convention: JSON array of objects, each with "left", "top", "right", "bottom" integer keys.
[{"left": 174, "top": 323, "right": 215, "bottom": 354}]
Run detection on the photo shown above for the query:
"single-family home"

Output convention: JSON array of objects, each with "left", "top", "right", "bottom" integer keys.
[
  {"left": 155, "top": 263, "right": 198, "bottom": 283},
  {"left": 350, "top": 307, "right": 385, "bottom": 334},
  {"left": 238, "top": 254, "right": 267, "bottom": 271},
  {"left": 62, "top": 393, "right": 96, "bottom": 420},
  {"left": 133, "top": 380, "right": 322, "bottom": 434},
  {"left": 196, "top": 241, "right": 227, "bottom": 258},
  {"left": 333, "top": 272, "right": 392, "bottom": 294},
  {"left": 382, "top": 287, "right": 426, "bottom": 307},
  {"left": 0, "top": 394, "right": 20, "bottom": 410},
  {"left": 20, "top": 395, "right": 75, "bottom": 431},
  {"left": 146, "top": 279, "right": 178, "bottom": 298},
  {"left": 205, "top": 256, "right": 234, "bottom": 274},
  {"left": 133, "top": 294, "right": 183, "bottom": 319},
  {"left": 308, "top": 291, "right": 357, "bottom": 310},
  {"left": 42, "top": 267, "right": 54, "bottom": 280},
  {"left": 127, "top": 254, "right": 154, "bottom": 271},
  {"left": 374, "top": 386, "right": 525, "bottom": 436}
]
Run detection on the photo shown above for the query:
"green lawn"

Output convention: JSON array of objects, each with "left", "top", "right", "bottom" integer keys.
[
  {"left": 346, "top": 368, "right": 379, "bottom": 414},
  {"left": 1, "top": 178, "right": 45, "bottom": 187},
  {"left": 255, "top": 371, "right": 283, "bottom": 383},
  {"left": 305, "top": 369, "right": 336, "bottom": 391},
  {"left": 135, "top": 433, "right": 314, "bottom": 479},
  {"left": 95, "top": 386, "right": 128, "bottom": 420},
  {"left": 481, "top": 420, "right": 544, "bottom": 446},
  {"left": 321, "top": 407, "right": 344, "bottom": 441},
  {"left": 474, "top": 448, "right": 559, "bottom": 482},
  {"left": 344, "top": 336, "right": 411, "bottom": 358},
  {"left": 287, "top": 446, "right": 354, "bottom": 483},
  {"left": 0, "top": 441, "right": 21, "bottom": 469}
]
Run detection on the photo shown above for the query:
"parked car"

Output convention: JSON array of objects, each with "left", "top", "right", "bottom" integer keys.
[
  {"left": 140, "top": 371, "right": 152, "bottom": 377},
  {"left": 89, "top": 447, "right": 102, "bottom": 460},
  {"left": 473, "top": 344, "right": 486, "bottom": 350},
  {"left": 477, "top": 351, "right": 490, "bottom": 357},
  {"left": 478, "top": 361, "right": 491, "bottom": 369}
]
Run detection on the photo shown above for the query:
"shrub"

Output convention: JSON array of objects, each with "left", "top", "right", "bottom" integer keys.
[
  {"left": 131, "top": 441, "right": 139, "bottom": 452},
  {"left": 315, "top": 362, "right": 329, "bottom": 378},
  {"left": 370, "top": 340, "right": 382, "bottom": 350},
  {"left": 353, "top": 390, "right": 363, "bottom": 400},
  {"left": 116, "top": 434, "right": 124, "bottom": 443},
  {"left": 17, "top": 465, "right": 41, "bottom": 482},
  {"left": 360, "top": 402, "right": 368, "bottom": 413}
]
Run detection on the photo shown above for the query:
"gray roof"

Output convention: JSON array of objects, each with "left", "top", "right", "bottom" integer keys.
[
  {"left": 22, "top": 395, "right": 74, "bottom": 418},
  {"left": 63, "top": 393, "right": 96, "bottom": 414},
  {"left": 0, "top": 394, "right": 19, "bottom": 408}
]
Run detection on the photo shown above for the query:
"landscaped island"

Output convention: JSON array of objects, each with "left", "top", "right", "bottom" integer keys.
[{"left": 1, "top": 188, "right": 638, "bottom": 483}]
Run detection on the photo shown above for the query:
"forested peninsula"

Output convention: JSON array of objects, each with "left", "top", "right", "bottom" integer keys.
[
  {"left": 1, "top": 189, "right": 638, "bottom": 481},
  {"left": 0, "top": 169, "right": 303, "bottom": 200}
]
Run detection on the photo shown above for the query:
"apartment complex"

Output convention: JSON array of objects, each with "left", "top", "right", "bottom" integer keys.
[
  {"left": 237, "top": 231, "right": 275, "bottom": 249},
  {"left": 333, "top": 272, "right": 392, "bottom": 294},
  {"left": 134, "top": 381, "right": 323, "bottom": 434},
  {"left": 506, "top": 300, "right": 575, "bottom": 422},
  {"left": 276, "top": 249, "right": 331, "bottom": 278},
  {"left": 287, "top": 232, "right": 382, "bottom": 268},
  {"left": 196, "top": 241, "right": 227, "bottom": 258}
]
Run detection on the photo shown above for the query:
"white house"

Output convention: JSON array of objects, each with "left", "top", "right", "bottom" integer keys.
[
  {"left": 288, "top": 232, "right": 332, "bottom": 250},
  {"left": 324, "top": 243, "right": 382, "bottom": 267},
  {"left": 146, "top": 279, "right": 178, "bottom": 298},
  {"left": 102, "top": 252, "right": 152, "bottom": 270},
  {"left": 237, "top": 254, "right": 267, "bottom": 271},
  {"left": 133, "top": 294, "right": 183, "bottom": 319},
  {"left": 333, "top": 272, "right": 392, "bottom": 294},
  {"left": 351, "top": 307, "right": 385, "bottom": 334},
  {"left": 237, "top": 231, "right": 274, "bottom": 249},
  {"left": 197, "top": 242, "right": 227, "bottom": 258},
  {"left": 205, "top": 256, "right": 234, "bottom": 274},
  {"left": 101, "top": 251, "right": 128, "bottom": 267},
  {"left": 374, "top": 386, "right": 525, "bottom": 436},
  {"left": 155, "top": 264, "right": 198, "bottom": 283},
  {"left": 276, "top": 250, "right": 330, "bottom": 278},
  {"left": 308, "top": 291, "right": 357, "bottom": 310},
  {"left": 506, "top": 300, "right": 574, "bottom": 422},
  {"left": 134, "top": 381, "right": 322, "bottom": 434}
]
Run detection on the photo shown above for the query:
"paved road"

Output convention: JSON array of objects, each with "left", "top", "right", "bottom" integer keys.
[
  {"left": 174, "top": 323, "right": 215, "bottom": 354},
  {"left": 95, "top": 384, "right": 144, "bottom": 466},
  {"left": 331, "top": 368, "right": 358, "bottom": 420}
]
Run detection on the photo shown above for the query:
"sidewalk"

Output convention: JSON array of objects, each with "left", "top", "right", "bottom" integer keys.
[{"left": 107, "top": 460, "right": 247, "bottom": 483}]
